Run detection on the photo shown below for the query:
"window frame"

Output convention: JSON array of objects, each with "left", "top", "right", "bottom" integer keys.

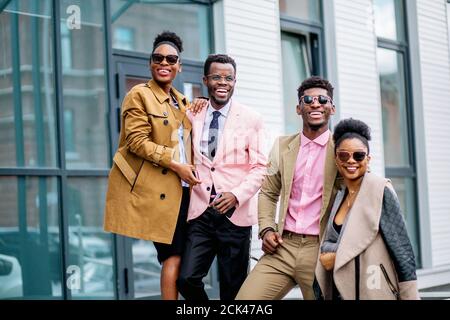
[
  {"left": 279, "top": 1, "right": 325, "bottom": 134},
  {"left": 375, "top": 0, "right": 421, "bottom": 266}
]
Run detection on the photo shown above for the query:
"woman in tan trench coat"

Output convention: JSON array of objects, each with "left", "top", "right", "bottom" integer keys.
[
  {"left": 315, "top": 118, "right": 419, "bottom": 300},
  {"left": 103, "top": 31, "right": 201, "bottom": 300}
]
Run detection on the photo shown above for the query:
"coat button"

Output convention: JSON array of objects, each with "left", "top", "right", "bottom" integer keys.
[
  {"left": 163, "top": 111, "right": 168, "bottom": 116},
  {"left": 162, "top": 168, "right": 168, "bottom": 175},
  {"left": 211, "top": 167, "right": 215, "bottom": 172},
  {"left": 160, "top": 194, "right": 166, "bottom": 200},
  {"left": 207, "top": 187, "right": 211, "bottom": 191},
  {"left": 163, "top": 119, "right": 169, "bottom": 126}
]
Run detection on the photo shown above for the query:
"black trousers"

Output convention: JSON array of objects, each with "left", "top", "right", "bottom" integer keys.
[{"left": 177, "top": 207, "right": 251, "bottom": 301}]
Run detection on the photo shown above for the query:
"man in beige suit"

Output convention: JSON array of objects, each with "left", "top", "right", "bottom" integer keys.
[{"left": 236, "top": 76, "right": 338, "bottom": 300}]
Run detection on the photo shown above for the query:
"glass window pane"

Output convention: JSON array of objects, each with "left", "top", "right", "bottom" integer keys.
[
  {"left": 0, "top": 176, "right": 62, "bottom": 299},
  {"left": 131, "top": 239, "right": 214, "bottom": 298},
  {"left": 281, "top": 32, "right": 311, "bottom": 134},
  {"left": 60, "top": 0, "right": 110, "bottom": 169},
  {"left": 113, "top": 26, "right": 135, "bottom": 51},
  {"left": 66, "top": 177, "right": 114, "bottom": 299},
  {"left": 0, "top": 0, "right": 57, "bottom": 168},
  {"left": 374, "top": 0, "right": 405, "bottom": 41},
  {"left": 110, "top": 1, "right": 211, "bottom": 60},
  {"left": 390, "top": 177, "right": 421, "bottom": 267},
  {"left": 279, "top": 0, "right": 321, "bottom": 24},
  {"left": 125, "top": 76, "right": 147, "bottom": 92},
  {"left": 132, "top": 239, "right": 160, "bottom": 298},
  {"left": 183, "top": 82, "right": 202, "bottom": 103},
  {"left": 377, "top": 48, "right": 410, "bottom": 167}
]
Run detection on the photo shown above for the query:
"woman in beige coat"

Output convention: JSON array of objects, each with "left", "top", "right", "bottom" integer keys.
[
  {"left": 104, "top": 31, "right": 201, "bottom": 299},
  {"left": 315, "top": 118, "right": 419, "bottom": 300}
]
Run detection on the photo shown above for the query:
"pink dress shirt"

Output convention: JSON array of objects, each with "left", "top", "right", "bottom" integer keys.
[{"left": 284, "top": 130, "right": 330, "bottom": 236}]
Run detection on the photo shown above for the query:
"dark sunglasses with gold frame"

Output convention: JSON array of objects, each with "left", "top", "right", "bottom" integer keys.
[{"left": 336, "top": 151, "right": 367, "bottom": 162}]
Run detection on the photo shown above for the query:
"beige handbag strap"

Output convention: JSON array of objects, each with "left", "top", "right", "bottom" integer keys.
[{"left": 113, "top": 152, "right": 136, "bottom": 186}]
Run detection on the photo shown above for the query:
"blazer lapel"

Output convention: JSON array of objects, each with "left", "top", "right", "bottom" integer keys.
[
  {"left": 320, "top": 139, "right": 338, "bottom": 224},
  {"left": 192, "top": 107, "right": 212, "bottom": 165},
  {"left": 283, "top": 134, "right": 300, "bottom": 204},
  {"left": 213, "top": 102, "right": 239, "bottom": 163}
]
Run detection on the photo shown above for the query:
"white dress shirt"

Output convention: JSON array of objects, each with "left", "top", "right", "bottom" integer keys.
[
  {"left": 171, "top": 94, "right": 189, "bottom": 187},
  {"left": 200, "top": 99, "right": 232, "bottom": 158}
]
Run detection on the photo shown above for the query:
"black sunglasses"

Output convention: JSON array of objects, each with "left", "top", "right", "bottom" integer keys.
[
  {"left": 151, "top": 53, "right": 179, "bottom": 65},
  {"left": 336, "top": 151, "right": 367, "bottom": 162},
  {"left": 301, "top": 95, "right": 332, "bottom": 105}
]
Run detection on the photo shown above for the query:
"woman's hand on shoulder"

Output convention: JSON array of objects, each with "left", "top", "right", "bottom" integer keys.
[{"left": 188, "top": 97, "right": 209, "bottom": 115}]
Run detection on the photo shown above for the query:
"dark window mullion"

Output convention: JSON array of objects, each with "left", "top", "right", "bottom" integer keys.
[
  {"left": 385, "top": 167, "right": 416, "bottom": 178},
  {"left": 52, "top": 0, "right": 71, "bottom": 301},
  {"left": 65, "top": 170, "right": 110, "bottom": 177},
  {"left": 377, "top": 38, "right": 407, "bottom": 51},
  {"left": 0, "top": 168, "right": 61, "bottom": 176},
  {"left": 280, "top": 15, "right": 323, "bottom": 30}
]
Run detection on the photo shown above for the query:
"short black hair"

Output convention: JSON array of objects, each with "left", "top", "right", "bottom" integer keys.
[
  {"left": 333, "top": 118, "right": 371, "bottom": 154},
  {"left": 152, "top": 31, "right": 183, "bottom": 54},
  {"left": 297, "top": 76, "right": 334, "bottom": 102},
  {"left": 203, "top": 54, "right": 236, "bottom": 76}
]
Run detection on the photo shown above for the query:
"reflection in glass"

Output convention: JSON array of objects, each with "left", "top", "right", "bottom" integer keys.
[
  {"left": 126, "top": 76, "right": 147, "bottom": 92},
  {"left": 110, "top": 1, "right": 210, "bottom": 60},
  {"left": 132, "top": 239, "right": 214, "bottom": 298},
  {"left": 0, "top": 176, "right": 62, "bottom": 299},
  {"left": 279, "top": 0, "right": 321, "bottom": 23},
  {"left": 390, "top": 177, "right": 421, "bottom": 266},
  {"left": 60, "top": 0, "right": 109, "bottom": 169},
  {"left": 377, "top": 48, "right": 410, "bottom": 167},
  {"left": 281, "top": 32, "right": 311, "bottom": 134},
  {"left": 114, "top": 26, "right": 135, "bottom": 51},
  {"left": 0, "top": 0, "right": 57, "bottom": 168},
  {"left": 373, "top": 0, "right": 405, "bottom": 41},
  {"left": 66, "top": 177, "right": 114, "bottom": 299},
  {"left": 132, "top": 240, "right": 161, "bottom": 298},
  {"left": 183, "top": 82, "right": 202, "bottom": 103}
]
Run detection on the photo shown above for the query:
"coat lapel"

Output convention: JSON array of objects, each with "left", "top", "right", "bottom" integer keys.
[{"left": 334, "top": 173, "right": 388, "bottom": 271}]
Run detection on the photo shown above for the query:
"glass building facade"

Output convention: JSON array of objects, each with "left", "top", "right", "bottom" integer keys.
[{"left": 0, "top": 0, "right": 213, "bottom": 299}]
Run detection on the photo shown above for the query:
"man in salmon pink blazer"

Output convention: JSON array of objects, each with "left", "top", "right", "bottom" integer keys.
[{"left": 177, "top": 54, "right": 267, "bottom": 301}]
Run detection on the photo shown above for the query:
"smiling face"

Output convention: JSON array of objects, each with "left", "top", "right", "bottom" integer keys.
[
  {"left": 335, "top": 138, "right": 371, "bottom": 183},
  {"left": 297, "top": 87, "right": 335, "bottom": 132},
  {"left": 150, "top": 44, "right": 181, "bottom": 88},
  {"left": 203, "top": 62, "right": 236, "bottom": 109}
]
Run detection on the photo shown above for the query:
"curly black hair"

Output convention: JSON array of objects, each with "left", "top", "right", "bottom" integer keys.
[
  {"left": 297, "top": 76, "right": 334, "bottom": 102},
  {"left": 203, "top": 54, "right": 236, "bottom": 76},
  {"left": 152, "top": 31, "right": 183, "bottom": 53},
  {"left": 333, "top": 118, "right": 371, "bottom": 154}
]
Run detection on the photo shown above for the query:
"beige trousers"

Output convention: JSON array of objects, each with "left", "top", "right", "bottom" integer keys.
[{"left": 235, "top": 233, "right": 319, "bottom": 300}]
